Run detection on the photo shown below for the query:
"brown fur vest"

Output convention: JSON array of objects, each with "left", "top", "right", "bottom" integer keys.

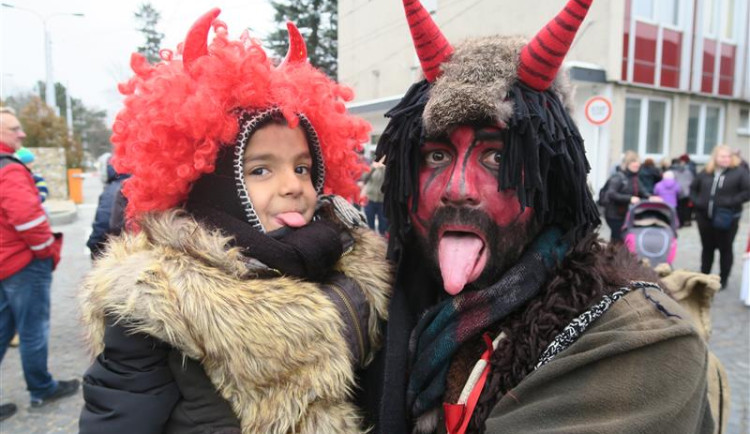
[{"left": 79, "top": 210, "right": 392, "bottom": 433}]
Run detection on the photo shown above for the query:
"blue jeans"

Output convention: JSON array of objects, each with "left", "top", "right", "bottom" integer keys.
[
  {"left": 364, "top": 201, "right": 388, "bottom": 235},
  {"left": 0, "top": 258, "right": 58, "bottom": 400}
]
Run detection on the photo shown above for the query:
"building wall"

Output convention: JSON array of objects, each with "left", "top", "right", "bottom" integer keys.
[
  {"left": 339, "top": 0, "right": 623, "bottom": 102},
  {"left": 339, "top": 0, "right": 749, "bottom": 188},
  {"left": 338, "top": 0, "right": 416, "bottom": 101}
]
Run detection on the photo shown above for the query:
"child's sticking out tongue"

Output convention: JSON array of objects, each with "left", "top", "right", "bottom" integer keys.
[
  {"left": 438, "top": 233, "right": 487, "bottom": 295},
  {"left": 276, "top": 212, "right": 307, "bottom": 228}
]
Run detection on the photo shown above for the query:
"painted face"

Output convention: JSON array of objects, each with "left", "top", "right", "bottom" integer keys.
[
  {"left": 411, "top": 125, "right": 536, "bottom": 296},
  {"left": 243, "top": 123, "right": 317, "bottom": 232},
  {"left": 0, "top": 113, "right": 26, "bottom": 151}
]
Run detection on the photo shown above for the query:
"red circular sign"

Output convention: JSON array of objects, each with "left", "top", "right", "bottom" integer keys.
[{"left": 585, "top": 96, "right": 612, "bottom": 126}]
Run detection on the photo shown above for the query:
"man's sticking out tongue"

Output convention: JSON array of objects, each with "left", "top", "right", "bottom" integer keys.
[
  {"left": 438, "top": 232, "right": 487, "bottom": 295},
  {"left": 276, "top": 212, "right": 307, "bottom": 228}
]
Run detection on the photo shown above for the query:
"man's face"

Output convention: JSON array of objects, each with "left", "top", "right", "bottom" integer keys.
[
  {"left": 0, "top": 113, "right": 26, "bottom": 150},
  {"left": 410, "top": 125, "right": 537, "bottom": 295}
]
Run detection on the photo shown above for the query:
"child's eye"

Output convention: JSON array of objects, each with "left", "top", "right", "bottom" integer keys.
[
  {"left": 248, "top": 167, "right": 269, "bottom": 176},
  {"left": 295, "top": 165, "right": 310, "bottom": 175}
]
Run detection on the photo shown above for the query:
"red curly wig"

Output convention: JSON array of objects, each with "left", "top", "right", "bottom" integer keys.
[{"left": 112, "top": 8, "right": 370, "bottom": 221}]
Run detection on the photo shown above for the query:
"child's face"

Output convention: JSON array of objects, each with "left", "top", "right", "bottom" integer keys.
[{"left": 243, "top": 123, "right": 317, "bottom": 232}]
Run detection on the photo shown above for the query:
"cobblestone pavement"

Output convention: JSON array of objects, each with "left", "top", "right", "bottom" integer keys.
[{"left": 1, "top": 177, "right": 748, "bottom": 433}]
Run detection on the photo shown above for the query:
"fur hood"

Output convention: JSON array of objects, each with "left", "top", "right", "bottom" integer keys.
[
  {"left": 79, "top": 210, "right": 392, "bottom": 433},
  {"left": 423, "top": 35, "right": 575, "bottom": 137}
]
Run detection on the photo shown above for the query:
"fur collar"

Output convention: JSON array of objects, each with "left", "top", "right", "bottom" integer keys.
[{"left": 79, "top": 209, "right": 392, "bottom": 433}]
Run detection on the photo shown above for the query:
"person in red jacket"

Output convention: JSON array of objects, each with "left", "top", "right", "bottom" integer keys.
[{"left": 0, "top": 106, "right": 78, "bottom": 420}]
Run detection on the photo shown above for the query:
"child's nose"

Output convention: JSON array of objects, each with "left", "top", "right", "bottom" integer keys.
[{"left": 280, "top": 169, "right": 304, "bottom": 196}]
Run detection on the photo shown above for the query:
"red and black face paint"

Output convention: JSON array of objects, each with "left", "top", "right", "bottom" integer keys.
[
  {"left": 409, "top": 125, "right": 536, "bottom": 295},
  {"left": 375, "top": 80, "right": 601, "bottom": 285}
]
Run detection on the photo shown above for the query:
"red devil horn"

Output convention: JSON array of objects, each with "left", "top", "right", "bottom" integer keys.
[
  {"left": 518, "top": 0, "right": 593, "bottom": 90},
  {"left": 183, "top": 8, "right": 221, "bottom": 70},
  {"left": 402, "top": 0, "right": 453, "bottom": 82},
  {"left": 278, "top": 21, "right": 307, "bottom": 68}
]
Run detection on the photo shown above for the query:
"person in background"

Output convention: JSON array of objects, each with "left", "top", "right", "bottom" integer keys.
[
  {"left": 653, "top": 170, "right": 681, "bottom": 212},
  {"left": 13, "top": 147, "right": 48, "bottom": 204},
  {"left": 361, "top": 158, "right": 389, "bottom": 235},
  {"left": 0, "top": 107, "right": 78, "bottom": 421},
  {"left": 638, "top": 157, "right": 661, "bottom": 195},
  {"left": 604, "top": 151, "right": 650, "bottom": 242},
  {"left": 690, "top": 144, "right": 750, "bottom": 289},
  {"left": 86, "top": 160, "right": 130, "bottom": 259},
  {"left": 680, "top": 153, "right": 697, "bottom": 176},
  {"left": 671, "top": 157, "right": 695, "bottom": 227}
]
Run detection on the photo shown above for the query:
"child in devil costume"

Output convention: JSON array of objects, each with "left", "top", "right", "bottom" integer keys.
[
  {"left": 359, "top": 1, "right": 717, "bottom": 433},
  {"left": 78, "top": 9, "right": 391, "bottom": 434}
]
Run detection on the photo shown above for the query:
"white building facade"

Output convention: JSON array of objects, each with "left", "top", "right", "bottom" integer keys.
[{"left": 339, "top": 0, "right": 750, "bottom": 191}]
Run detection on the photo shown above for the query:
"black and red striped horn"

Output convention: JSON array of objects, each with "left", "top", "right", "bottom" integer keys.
[
  {"left": 518, "top": 0, "right": 593, "bottom": 90},
  {"left": 183, "top": 8, "right": 221, "bottom": 71},
  {"left": 402, "top": 0, "right": 453, "bottom": 82},
  {"left": 277, "top": 21, "right": 307, "bottom": 68}
]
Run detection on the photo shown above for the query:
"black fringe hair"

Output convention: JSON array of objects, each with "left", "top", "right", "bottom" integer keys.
[{"left": 375, "top": 79, "right": 601, "bottom": 262}]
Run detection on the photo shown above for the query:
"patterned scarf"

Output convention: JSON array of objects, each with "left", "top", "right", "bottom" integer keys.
[{"left": 406, "top": 227, "right": 568, "bottom": 419}]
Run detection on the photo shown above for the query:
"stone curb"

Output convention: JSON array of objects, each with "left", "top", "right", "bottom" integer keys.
[{"left": 45, "top": 200, "right": 78, "bottom": 226}]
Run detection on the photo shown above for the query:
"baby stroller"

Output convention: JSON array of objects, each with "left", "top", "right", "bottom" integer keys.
[{"left": 622, "top": 201, "right": 678, "bottom": 266}]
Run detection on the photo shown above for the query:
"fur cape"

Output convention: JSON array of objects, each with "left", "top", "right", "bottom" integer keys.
[{"left": 79, "top": 210, "right": 392, "bottom": 434}]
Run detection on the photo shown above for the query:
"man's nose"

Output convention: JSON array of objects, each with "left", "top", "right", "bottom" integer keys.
[
  {"left": 440, "top": 168, "right": 479, "bottom": 206},
  {"left": 18, "top": 130, "right": 26, "bottom": 139}
]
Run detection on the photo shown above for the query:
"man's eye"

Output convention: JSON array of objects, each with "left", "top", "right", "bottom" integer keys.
[
  {"left": 295, "top": 165, "right": 310, "bottom": 175},
  {"left": 481, "top": 150, "right": 502, "bottom": 169},
  {"left": 425, "top": 150, "right": 451, "bottom": 166}
]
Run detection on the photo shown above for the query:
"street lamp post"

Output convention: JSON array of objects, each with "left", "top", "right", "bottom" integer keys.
[{"left": 1, "top": 3, "right": 84, "bottom": 114}]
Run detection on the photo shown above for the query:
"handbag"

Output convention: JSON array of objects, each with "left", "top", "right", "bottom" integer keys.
[{"left": 711, "top": 207, "right": 736, "bottom": 230}]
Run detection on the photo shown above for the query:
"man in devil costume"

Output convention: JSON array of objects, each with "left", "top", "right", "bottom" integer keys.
[{"left": 360, "top": 1, "right": 715, "bottom": 433}]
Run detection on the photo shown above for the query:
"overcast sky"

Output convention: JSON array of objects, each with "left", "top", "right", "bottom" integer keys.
[{"left": 1, "top": 0, "right": 276, "bottom": 123}]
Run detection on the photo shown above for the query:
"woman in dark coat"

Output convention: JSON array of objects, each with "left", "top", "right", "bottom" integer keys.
[
  {"left": 604, "top": 151, "right": 650, "bottom": 242},
  {"left": 690, "top": 145, "right": 750, "bottom": 288},
  {"left": 638, "top": 157, "right": 662, "bottom": 195}
]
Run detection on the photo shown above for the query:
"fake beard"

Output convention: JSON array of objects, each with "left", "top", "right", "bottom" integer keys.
[{"left": 415, "top": 206, "right": 538, "bottom": 295}]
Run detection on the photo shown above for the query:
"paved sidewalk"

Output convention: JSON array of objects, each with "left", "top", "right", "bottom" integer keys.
[{"left": 0, "top": 176, "right": 747, "bottom": 432}]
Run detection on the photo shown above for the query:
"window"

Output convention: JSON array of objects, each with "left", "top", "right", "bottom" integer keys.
[
  {"left": 646, "top": 100, "right": 667, "bottom": 154},
  {"left": 633, "top": 0, "right": 680, "bottom": 26},
  {"left": 624, "top": 99, "right": 642, "bottom": 152},
  {"left": 704, "top": 0, "right": 738, "bottom": 40},
  {"left": 703, "top": 107, "right": 720, "bottom": 154},
  {"left": 633, "top": 0, "right": 654, "bottom": 19},
  {"left": 686, "top": 103, "right": 724, "bottom": 158},
  {"left": 687, "top": 105, "right": 700, "bottom": 154},
  {"left": 655, "top": 1, "right": 679, "bottom": 26},
  {"left": 704, "top": 0, "right": 717, "bottom": 34},
  {"left": 739, "top": 108, "right": 750, "bottom": 135},
  {"left": 723, "top": 0, "right": 735, "bottom": 39},
  {"left": 622, "top": 96, "right": 670, "bottom": 157}
]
